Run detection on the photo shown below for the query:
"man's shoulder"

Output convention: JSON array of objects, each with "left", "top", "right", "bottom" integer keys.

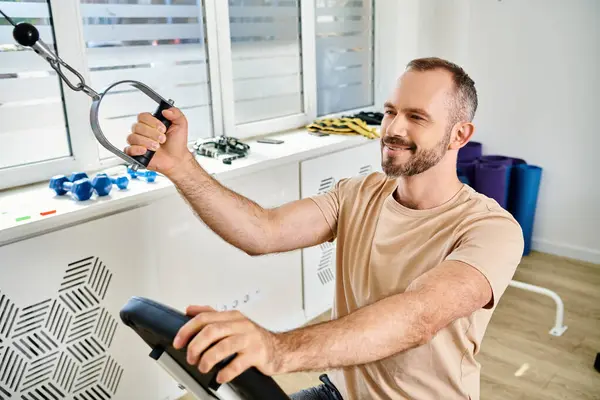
[
  {"left": 456, "top": 185, "right": 523, "bottom": 235},
  {"left": 337, "top": 171, "right": 394, "bottom": 197}
]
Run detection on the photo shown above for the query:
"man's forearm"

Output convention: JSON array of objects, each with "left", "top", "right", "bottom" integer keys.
[
  {"left": 276, "top": 290, "right": 432, "bottom": 373},
  {"left": 167, "top": 155, "right": 272, "bottom": 255},
  {"left": 275, "top": 260, "right": 491, "bottom": 374}
]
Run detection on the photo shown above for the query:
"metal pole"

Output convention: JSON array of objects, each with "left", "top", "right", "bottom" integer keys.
[{"left": 508, "top": 280, "right": 568, "bottom": 336}]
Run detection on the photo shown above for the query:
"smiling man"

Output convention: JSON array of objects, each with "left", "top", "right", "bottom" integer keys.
[{"left": 125, "top": 57, "right": 524, "bottom": 400}]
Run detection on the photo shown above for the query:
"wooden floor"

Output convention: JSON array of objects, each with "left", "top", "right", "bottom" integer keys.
[{"left": 181, "top": 251, "right": 600, "bottom": 399}]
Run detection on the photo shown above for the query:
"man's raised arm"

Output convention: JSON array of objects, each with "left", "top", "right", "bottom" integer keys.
[{"left": 125, "top": 107, "right": 333, "bottom": 256}]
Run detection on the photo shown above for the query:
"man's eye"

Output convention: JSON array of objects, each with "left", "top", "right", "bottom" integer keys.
[
  {"left": 384, "top": 110, "right": 395, "bottom": 115},
  {"left": 410, "top": 114, "right": 423, "bottom": 120}
]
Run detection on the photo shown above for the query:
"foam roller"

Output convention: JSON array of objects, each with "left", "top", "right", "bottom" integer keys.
[
  {"left": 457, "top": 159, "right": 478, "bottom": 187},
  {"left": 475, "top": 163, "right": 510, "bottom": 209},
  {"left": 458, "top": 141, "right": 482, "bottom": 162},
  {"left": 510, "top": 164, "right": 542, "bottom": 255}
]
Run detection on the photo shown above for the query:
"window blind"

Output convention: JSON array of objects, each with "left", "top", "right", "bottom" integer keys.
[
  {"left": 315, "top": 0, "right": 374, "bottom": 116},
  {"left": 228, "top": 0, "right": 304, "bottom": 125},
  {"left": 0, "top": 0, "right": 71, "bottom": 170},
  {"left": 79, "top": 0, "right": 213, "bottom": 159}
]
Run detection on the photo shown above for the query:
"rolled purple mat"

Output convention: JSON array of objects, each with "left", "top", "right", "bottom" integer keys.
[
  {"left": 475, "top": 163, "right": 510, "bottom": 208},
  {"left": 479, "top": 155, "right": 513, "bottom": 167},
  {"left": 457, "top": 159, "right": 478, "bottom": 187},
  {"left": 458, "top": 141, "right": 482, "bottom": 162}
]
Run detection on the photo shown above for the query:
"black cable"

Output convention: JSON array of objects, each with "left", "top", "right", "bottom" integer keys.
[{"left": 0, "top": 9, "right": 17, "bottom": 27}]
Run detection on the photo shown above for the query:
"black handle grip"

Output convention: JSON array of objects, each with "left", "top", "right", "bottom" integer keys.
[{"left": 132, "top": 100, "right": 173, "bottom": 167}]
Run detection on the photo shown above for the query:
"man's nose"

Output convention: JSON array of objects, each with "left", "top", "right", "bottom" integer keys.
[{"left": 385, "top": 115, "right": 408, "bottom": 137}]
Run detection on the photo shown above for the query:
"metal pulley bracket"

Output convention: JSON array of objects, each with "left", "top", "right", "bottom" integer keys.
[{"left": 89, "top": 80, "right": 174, "bottom": 170}]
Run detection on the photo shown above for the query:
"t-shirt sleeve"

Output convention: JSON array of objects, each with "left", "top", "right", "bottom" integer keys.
[
  {"left": 308, "top": 179, "right": 347, "bottom": 241},
  {"left": 445, "top": 212, "right": 524, "bottom": 309}
]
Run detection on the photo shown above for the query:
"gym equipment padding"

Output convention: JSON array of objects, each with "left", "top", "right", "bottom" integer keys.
[
  {"left": 509, "top": 164, "right": 542, "bottom": 256},
  {"left": 120, "top": 296, "right": 290, "bottom": 399},
  {"left": 475, "top": 163, "right": 510, "bottom": 209},
  {"left": 458, "top": 141, "right": 482, "bottom": 162}
]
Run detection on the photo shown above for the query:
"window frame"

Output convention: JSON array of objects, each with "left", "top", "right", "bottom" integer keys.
[
  {"left": 0, "top": 0, "right": 99, "bottom": 191},
  {"left": 314, "top": 0, "right": 378, "bottom": 118},
  {"left": 0, "top": 0, "right": 380, "bottom": 192},
  {"left": 215, "top": 0, "right": 318, "bottom": 140}
]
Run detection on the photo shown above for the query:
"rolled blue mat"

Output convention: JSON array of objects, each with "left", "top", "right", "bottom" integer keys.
[
  {"left": 475, "top": 163, "right": 510, "bottom": 208},
  {"left": 457, "top": 159, "right": 478, "bottom": 187},
  {"left": 458, "top": 141, "right": 482, "bottom": 162},
  {"left": 510, "top": 164, "right": 542, "bottom": 256},
  {"left": 507, "top": 157, "right": 527, "bottom": 214}
]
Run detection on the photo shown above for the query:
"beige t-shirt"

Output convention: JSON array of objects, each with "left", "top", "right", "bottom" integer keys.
[{"left": 310, "top": 172, "right": 524, "bottom": 400}]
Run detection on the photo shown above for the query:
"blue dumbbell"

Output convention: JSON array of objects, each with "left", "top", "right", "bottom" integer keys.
[
  {"left": 91, "top": 174, "right": 113, "bottom": 196},
  {"left": 95, "top": 173, "right": 129, "bottom": 190},
  {"left": 49, "top": 175, "right": 94, "bottom": 201},
  {"left": 69, "top": 172, "right": 112, "bottom": 196},
  {"left": 127, "top": 168, "right": 157, "bottom": 183},
  {"left": 69, "top": 172, "right": 88, "bottom": 182}
]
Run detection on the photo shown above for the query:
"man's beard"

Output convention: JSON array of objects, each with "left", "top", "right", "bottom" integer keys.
[{"left": 381, "top": 129, "right": 451, "bottom": 178}]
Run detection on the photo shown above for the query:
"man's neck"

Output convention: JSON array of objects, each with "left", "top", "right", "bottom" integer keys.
[{"left": 392, "top": 164, "right": 463, "bottom": 210}]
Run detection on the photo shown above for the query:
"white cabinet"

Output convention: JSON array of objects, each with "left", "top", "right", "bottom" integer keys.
[
  {"left": 0, "top": 141, "right": 380, "bottom": 399},
  {"left": 0, "top": 206, "right": 178, "bottom": 400},
  {"left": 0, "top": 162, "right": 305, "bottom": 400},
  {"left": 299, "top": 140, "right": 381, "bottom": 321},
  {"left": 147, "top": 161, "right": 305, "bottom": 335}
]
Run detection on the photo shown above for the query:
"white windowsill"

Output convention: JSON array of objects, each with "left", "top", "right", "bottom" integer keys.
[{"left": 0, "top": 128, "right": 378, "bottom": 246}]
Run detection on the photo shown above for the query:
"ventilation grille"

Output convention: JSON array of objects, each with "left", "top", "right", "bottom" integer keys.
[
  {"left": 18, "top": 382, "right": 65, "bottom": 400},
  {"left": 317, "top": 244, "right": 335, "bottom": 285},
  {"left": 0, "top": 346, "right": 27, "bottom": 393},
  {"left": 0, "top": 293, "right": 19, "bottom": 343},
  {"left": 0, "top": 257, "right": 123, "bottom": 398},
  {"left": 317, "top": 177, "right": 335, "bottom": 195},
  {"left": 100, "top": 356, "right": 123, "bottom": 395},
  {"left": 359, "top": 165, "right": 372, "bottom": 176}
]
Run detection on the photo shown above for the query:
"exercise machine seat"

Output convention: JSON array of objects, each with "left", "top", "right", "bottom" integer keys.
[{"left": 120, "top": 296, "right": 290, "bottom": 400}]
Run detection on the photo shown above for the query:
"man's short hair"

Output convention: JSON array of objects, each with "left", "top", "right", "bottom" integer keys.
[{"left": 406, "top": 57, "right": 478, "bottom": 124}]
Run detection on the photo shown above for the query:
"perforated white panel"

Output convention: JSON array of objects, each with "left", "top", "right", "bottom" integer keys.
[{"left": 0, "top": 206, "right": 177, "bottom": 400}]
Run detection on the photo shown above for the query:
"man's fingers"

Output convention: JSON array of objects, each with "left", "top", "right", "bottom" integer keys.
[
  {"left": 162, "top": 107, "right": 187, "bottom": 127},
  {"left": 138, "top": 112, "right": 168, "bottom": 134},
  {"left": 198, "top": 336, "right": 246, "bottom": 374},
  {"left": 186, "top": 305, "right": 216, "bottom": 317},
  {"left": 216, "top": 353, "right": 253, "bottom": 384},
  {"left": 126, "top": 132, "right": 160, "bottom": 151},
  {"left": 131, "top": 121, "right": 166, "bottom": 143},
  {"left": 173, "top": 310, "right": 245, "bottom": 349},
  {"left": 185, "top": 320, "right": 249, "bottom": 365},
  {"left": 124, "top": 145, "right": 149, "bottom": 157}
]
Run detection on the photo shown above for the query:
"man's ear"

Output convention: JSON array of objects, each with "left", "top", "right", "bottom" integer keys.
[{"left": 449, "top": 122, "right": 475, "bottom": 150}]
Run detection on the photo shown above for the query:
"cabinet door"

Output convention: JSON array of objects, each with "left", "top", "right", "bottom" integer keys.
[
  {"left": 300, "top": 141, "right": 382, "bottom": 321},
  {"left": 0, "top": 206, "right": 183, "bottom": 400},
  {"left": 148, "top": 162, "right": 306, "bottom": 335}
]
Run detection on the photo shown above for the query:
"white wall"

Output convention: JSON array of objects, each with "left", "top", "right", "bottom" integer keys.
[
  {"left": 381, "top": 0, "right": 600, "bottom": 263},
  {"left": 374, "top": 0, "right": 420, "bottom": 105}
]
